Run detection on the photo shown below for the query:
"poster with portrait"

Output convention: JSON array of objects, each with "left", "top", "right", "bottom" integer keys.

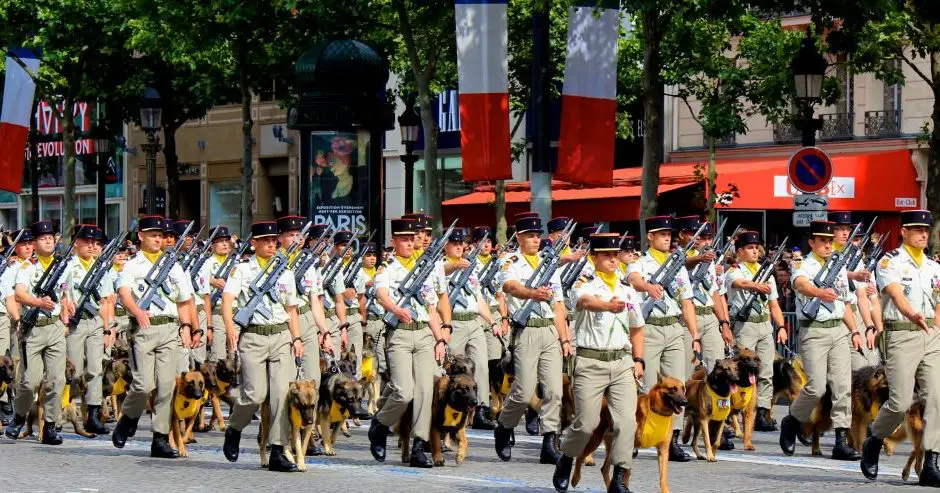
[{"left": 309, "top": 131, "right": 369, "bottom": 234}]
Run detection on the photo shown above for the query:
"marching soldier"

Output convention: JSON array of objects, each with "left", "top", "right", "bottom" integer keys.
[
  {"left": 780, "top": 220, "right": 861, "bottom": 460},
  {"left": 618, "top": 236, "right": 639, "bottom": 274},
  {"left": 627, "top": 215, "right": 699, "bottom": 462},
  {"left": 444, "top": 227, "right": 499, "bottom": 430},
  {"left": 325, "top": 230, "right": 356, "bottom": 362},
  {"left": 111, "top": 216, "right": 197, "bottom": 457},
  {"left": 196, "top": 225, "right": 233, "bottom": 362},
  {"left": 221, "top": 221, "right": 305, "bottom": 472},
  {"left": 361, "top": 242, "right": 389, "bottom": 379},
  {"left": 471, "top": 226, "right": 510, "bottom": 365},
  {"left": 861, "top": 210, "right": 940, "bottom": 486},
  {"left": 176, "top": 220, "right": 206, "bottom": 370},
  {"left": 4, "top": 221, "right": 68, "bottom": 444},
  {"left": 553, "top": 233, "right": 645, "bottom": 493},
  {"left": 725, "top": 230, "right": 786, "bottom": 433},
  {"left": 548, "top": 217, "right": 583, "bottom": 265},
  {"left": 493, "top": 213, "right": 571, "bottom": 464},
  {"left": 829, "top": 211, "right": 881, "bottom": 370},
  {"left": 104, "top": 242, "right": 134, "bottom": 356},
  {"left": 62, "top": 225, "right": 113, "bottom": 435},
  {"left": 368, "top": 217, "right": 447, "bottom": 468},
  {"left": 0, "top": 231, "right": 32, "bottom": 424}
]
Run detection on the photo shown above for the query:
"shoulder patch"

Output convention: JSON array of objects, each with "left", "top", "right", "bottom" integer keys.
[{"left": 879, "top": 257, "right": 891, "bottom": 269}]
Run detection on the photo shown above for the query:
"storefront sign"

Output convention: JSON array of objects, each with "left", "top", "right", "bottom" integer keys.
[
  {"left": 437, "top": 90, "right": 461, "bottom": 133},
  {"left": 895, "top": 197, "right": 917, "bottom": 208},
  {"left": 773, "top": 176, "right": 854, "bottom": 199},
  {"left": 309, "top": 131, "right": 369, "bottom": 234}
]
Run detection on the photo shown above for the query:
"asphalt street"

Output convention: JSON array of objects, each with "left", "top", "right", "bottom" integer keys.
[{"left": 0, "top": 405, "right": 928, "bottom": 493}]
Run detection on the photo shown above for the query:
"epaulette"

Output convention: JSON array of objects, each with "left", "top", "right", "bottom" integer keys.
[{"left": 885, "top": 249, "right": 899, "bottom": 258}]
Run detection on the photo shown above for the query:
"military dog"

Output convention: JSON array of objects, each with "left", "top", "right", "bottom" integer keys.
[
  {"left": 22, "top": 358, "right": 96, "bottom": 439},
  {"left": 727, "top": 346, "right": 761, "bottom": 450},
  {"left": 0, "top": 354, "right": 13, "bottom": 398},
  {"left": 317, "top": 356, "right": 364, "bottom": 456},
  {"left": 102, "top": 357, "right": 131, "bottom": 422},
  {"left": 169, "top": 370, "right": 207, "bottom": 457},
  {"left": 771, "top": 355, "right": 805, "bottom": 412},
  {"left": 847, "top": 365, "right": 889, "bottom": 451},
  {"left": 206, "top": 356, "right": 238, "bottom": 431},
  {"left": 284, "top": 380, "right": 319, "bottom": 472},
  {"left": 683, "top": 358, "right": 739, "bottom": 462},
  {"left": 429, "top": 355, "right": 478, "bottom": 466},
  {"left": 361, "top": 334, "right": 381, "bottom": 416}
]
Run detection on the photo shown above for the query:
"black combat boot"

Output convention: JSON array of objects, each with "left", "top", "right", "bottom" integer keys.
[
  {"left": 779, "top": 415, "right": 800, "bottom": 456},
  {"left": 718, "top": 425, "right": 735, "bottom": 450},
  {"left": 552, "top": 454, "right": 574, "bottom": 492},
  {"left": 831, "top": 428, "right": 861, "bottom": 461},
  {"left": 920, "top": 450, "right": 940, "bottom": 487},
  {"left": 306, "top": 438, "right": 325, "bottom": 456},
  {"left": 472, "top": 406, "right": 497, "bottom": 430},
  {"left": 525, "top": 407, "right": 540, "bottom": 435},
  {"left": 754, "top": 407, "right": 777, "bottom": 432},
  {"left": 494, "top": 423, "right": 514, "bottom": 461},
  {"left": 0, "top": 400, "right": 12, "bottom": 425},
  {"left": 540, "top": 432, "right": 562, "bottom": 464},
  {"left": 668, "top": 430, "right": 691, "bottom": 462},
  {"left": 608, "top": 465, "right": 633, "bottom": 493},
  {"left": 222, "top": 427, "right": 241, "bottom": 462},
  {"left": 111, "top": 414, "right": 139, "bottom": 449},
  {"left": 859, "top": 435, "right": 883, "bottom": 480},
  {"left": 40, "top": 422, "right": 63, "bottom": 445},
  {"left": 3, "top": 413, "right": 25, "bottom": 439},
  {"left": 409, "top": 438, "right": 434, "bottom": 468},
  {"left": 268, "top": 445, "right": 299, "bottom": 472},
  {"left": 150, "top": 433, "right": 178, "bottom": 458},
  {"left": 84, "top": 405, "right": 110, "bottom": 434},
  {"left": 368, "top": 419, "right": 390, "bottom": 462}
]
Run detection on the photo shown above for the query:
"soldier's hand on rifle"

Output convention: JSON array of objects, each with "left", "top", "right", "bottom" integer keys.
[
  {"left": 38, "top": 296, "right": 56, "bottom": 313},
  {"left": 209, "top": 278, "right": 226, "bottom": 290},
  {"left": 343, "top": 287, "right": 356, "bottom": 299},
  {"left": 818, "top": 288, "right": 839, "bottom": 303},
  {"left": 699, "top": 251, "right": 716, "bottom": 263},
  {"left": 753, "top": 283, "right": 772, "bottom": 295},
  {"left": 646, "top": 284, "right": 664, "bottom": 300},
  {"left": 292, "top": 337, "right": 305, "bottom": 358},
  {"left": 607, "top": 297, "right": 627, "bottom": 313},
  {"left": 532, "top": 286, "right": 554, "bottom": 302},
  {"left": 395, "top": 307, "right": 413, "bottom": 324},
  {"left": 715, "top": 264, "right": 725, "bottom": 276},
  {"left": 776, "top": 326, "right": 788, "bottom": 344}
]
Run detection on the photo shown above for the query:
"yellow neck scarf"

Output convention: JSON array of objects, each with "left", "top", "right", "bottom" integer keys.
[
  {"left": 811, "top": 251, "right": 828, "bottom": 264},
  {"left": 904, "top": 244, "right": 925, "bottom": 267},
  {"left": 522, "top": 253, "right": 540, "bottom": 270},
  {"left": 112, "top": 264, "right": 123, "bottom": 273},
  {"left": 447, "top": 256, "right": 462, "bottom": 265},
  {"left": 743, "top": 261, "right": 760, "bottom": 276},
  {"left": 479, "top": 253, "right": 491, "bottom": 264},
  {"left": 37, "top": 255, "right": 54, "bottom": 271},
  {"left": 647, "top": 248, "right": 669, "bottom": 266},
  {"left": 77, "top": 256, "right": 94, "bottom": 271},
  {"left": 619, "top": 262, "right": 628, "bottom": 275},
  {"left": 142, "top": 250, "right": 162, "bottom": 265},
  {"left": 396, "top": 255, "right": 415, "bottom": 271},
  {"left": 596, "top": 270, "right": 618, "bottom": 291},
  {"left": 834, "top": 242, "right": 845, "bottom": 252},
  {"left": 363, "top": 266, "right": 377, "bottom": 279},
  {"left": 413, "top": 248, "right": 425, "bottom": 261},
  {"left": 214, "top": 254, "right": 228, "bottom": 265},
  {"left": 256, "top": 255, "right": 272, "bottom": 269},
  {"left": 342, "top": 257, "right": 352, "bottom": 266}
]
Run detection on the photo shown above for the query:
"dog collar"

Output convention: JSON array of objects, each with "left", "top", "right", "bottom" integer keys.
[
  {"left": 443, "top": 405, "right": 464, "bottom": 427},
  {"left": 329, "top": 402, "right": 350, "bottom": 424},
  {"left": 500, "top": 374, "right": 513, "bottom": 395}
]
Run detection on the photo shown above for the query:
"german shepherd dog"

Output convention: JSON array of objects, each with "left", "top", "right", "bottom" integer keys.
[
  {"left": 102, "top": 357, "right": 132, "bottom": 423},
  {"left": 846, "top": 365, "right": 889, "bottom": 451},
  {"left": 770, "top": 355, "right": 805, "bottom": 419},
  {"left": 571, "top": 375, "right": 688, "bottom": 493},
  {"left": 727, "top": 346, "right": 760, "bottom": 450},
  {"left": 891, "top": 398, "right": 927, "bottom": 482},
  {"left": 429, "top": 354, "right": 478, "bottom": 466},
  {"left": 22, "top": 358, "right": 97, "bottom": 439},
  {"left": 317, "top": 351, "right": 364, "bottom": 456},
  {"left": 361, "top": 334, "right": 381, "bottom": 416},
  {"left": 0, "top": 354, "right": 14, "bottom": 398},
  {"left": 488, "top": 338, "right": 514, "bottom": 417},
  {"left": 169, "top": 370, "right": 207, "bottom": 457},
  {"left": 206, "top": 356, "right": 238, "bottom": 431},
  {"left": 284, "top": 380, "right": 319, "bottom": 472},
  {"left": 682, "top": 358, "right": 739, "bottom": 462}
]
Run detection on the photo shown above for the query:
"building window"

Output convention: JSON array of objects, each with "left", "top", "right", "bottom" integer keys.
[
  {"left": 412, "top": 155, "right": 472, "bottom": 212},
  {"left": 106, "top": 203, "right": 121, "bottom": 236},
  {"left": 209, "top": 180, "right": 245, "bottom": 236}
]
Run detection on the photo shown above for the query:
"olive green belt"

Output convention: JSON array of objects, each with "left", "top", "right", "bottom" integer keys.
[
  {"left": 885, "top": 318, "right": 935, "bottom": 332},
  {"left": 325, "top": 308, "right": 336, "bottom": 318},
  {"left": 394, "top": 321, "right": 429, "bottom": 331},
  {"left": 577, "top": 347, "right": 628, "bottom": 362},
  {"left": 197, "top": 304, "right": 205, "bottom": 314},
  {"left": 805, "top": 319, "right": 842, "bottom": 329},
  {"left": 115, "top": 307, "right": 127, "bottom": 317},
  {"left": 452, "top": 312, "right": 478, "bottom": 322},
  {"left": 367, "top": 314, "right": 382, "bottom": 321},
  {"left": 298, "top": 305, "right": 311, "bottom": 316},
  {"left": 130, "top": 315, "right": 176, "bottom": 328},
  {"left": 242, "top": 323, "right": 288, "bottom": 336},
  {"left": 744, "top": 314, "right": 770, "bottom": 324},
  {"left": 33, "top": 316, "right": 59, "bottom": 328},
  {"left": 526, "top": 317, "right": 554, "bottom": 328},
  {"left": 647, "top": 316, "right": 680, "bottom": 327},
  {"left": 694, "top": 306, "right": 714, "bottom": 316}
]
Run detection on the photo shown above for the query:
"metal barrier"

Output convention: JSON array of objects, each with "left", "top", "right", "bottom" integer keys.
[{"left": 774, "top": 311, "right": 800, "bottom": 358}]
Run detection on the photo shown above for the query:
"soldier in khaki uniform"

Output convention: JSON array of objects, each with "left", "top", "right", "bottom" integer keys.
[
  {"left": 167, "top": 220, "right": 204, "bottom": 373},
  {"left": 4, "top": 221, "right": 69, "bottom": 445},
  {"left": 725, "top": 231, "right": 787, "bottom": 434},
  {"left": 780, "top": 220, "right": 861, "bottom": 460},
  {"left": 0, "top": 230, "right": 32, "bottom": 423},
  {"left": 321, "top": 229, "right": 351, "bottom": 363},
  {"left": 553, "top": 233, "right": 645, "bottom": 493},
  {"left": 110, "top": 216, "right": 197, "bottom": 458},
  {"left": 195, "top": 225, "right": 233, "bottom": 362},
  {"left": 861, "top": 210, "right": 940, "bottom": 486},
  {"left": 627, "top": 215, "right": 699, "bottom": 462},
  {"left": 471, "top": 227, "right": 510, "bottom": 365},
  {"left": 361, "top": 243, "right": 388, "bottom": 379},
  {"left": 368, "top": 217, "right": 447, "bottom": 468},
  {"left": 221, "top": 221, "right": 305, "bottom": 472},
  {"left": 103, "top": 242, "right": 134, "bottom": 355},
  {"left": 493, "top": 214, "right": 571, "bottom": 464}
]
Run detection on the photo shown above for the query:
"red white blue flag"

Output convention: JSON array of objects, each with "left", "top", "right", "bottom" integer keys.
[{"left": 0, "top": 48, "right": 40, "bottom": 193}]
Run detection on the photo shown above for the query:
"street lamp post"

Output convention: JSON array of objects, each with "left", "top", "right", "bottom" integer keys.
[
  {"left": 791, "top": 27, "right": 827, "bottom": 147},
  {"left": 398, "top": 101, "right": 421, "bottom": 214},
  {"left": 94, "top": 136, "right": 111, "bottom": 231},
  {"left": 139, "top": 87, "right": 163, "bottom": 215}
]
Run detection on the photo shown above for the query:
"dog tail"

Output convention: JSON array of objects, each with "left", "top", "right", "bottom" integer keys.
[
  {"left": 571, "top": 456, "right": 584, "bottom": 487},
  {"left": 681, "top": 419, "right": 692, "bottom": 444}
]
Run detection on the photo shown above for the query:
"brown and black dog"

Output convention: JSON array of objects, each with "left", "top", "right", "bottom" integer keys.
[
  {"left": 361, "top": 334, "right": 381, "bottom": 416},
  {"left": 771, "top": 355, "right": 805, "bottom": 414},
  {"left": 429, "top": 355, "right": 478, "bottom": 466},
  {"left": 22, "top": 358, "right": 97, "bottom": 439},
  {"left": 683, "top": 358, "right": 739, "bottom": 462},
  {"left": 847, "top": 365, "right": 890, "bottom": 451},
  {"left": 284, "top": 380, "right": 319, "bottom": 472},
  {"left": 169, "top": 370, "right": 207, "bottom": 458},
  {"left": 205, "top": 357, "right": 238, "bottom": 431},
  {"left": 102, "top": 357, "right": 131, "bottom": 422},
  {"left": 0, "top": 354, "right": 13, "bottom": 397},
  {"left": 894, "top": 398, "right": 927, "bottom": 482},
  {"left": 727, "top": 346, "right": 761, "bottom": 450},
  {"left": 571, "top": 375, "right": 688, "bottom": 493},
  {"left": 317, "top": 357, "right": 364, "bottom": 456}
]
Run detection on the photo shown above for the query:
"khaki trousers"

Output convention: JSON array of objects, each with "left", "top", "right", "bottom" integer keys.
[
  {"left": 190, "top": 307, "right": 209, "bottom": 365},
  {"left": 871, "top": 329, "right": 940, "bottom": 450},
  {"left": 122, "top": 321, "right": 178, "bottom": 434},
  {"left": 561, "top": 355, "right": 637, "bottom": 468},
  {"left": 375, "top": 321, "right": 389, "bottom": 376},
  {"left": 849, "top": 306, "right": 880, "bottom": 370},
  {"left": 733, "top": 320, "right": 775, "bottom": 408},
  {"left": 177, "top": 309, "right": 208, "bottom": 372},
  {"left": 643, "top": 322, "right": 686, "bottom": 430},
  {"left": 0, "top": 314, "right": 10, "bottom": 358},
  {"left": 497, "top": 325, "right": 563, "bottom": 435},
  {"left": 683, "top": 312, "right": 723, "bottom": 377},
  {"left": 105, "top": 314, "right": 130, "bottom": 359},
  {"left": 206, "top": 313, "right": 228, "bottom": 362},
  {"left": 13, "top": 321, "right": 66, "bottom": 423},
  {"left": 346, "top": 312, "right": 364, "bottom": 379},
  {"left": 67, "top": 317, "right": 104, "bottom": 406},
  {"left": 450, "top": 318, "right": 490, "bottom": 406},
  {"left": 376, "top": 327, "right": 436, "bottom": 441},
  {"left": 789, "top": 323, "right": 852, "bottom": 429},
  {"left": 228, "top": 330, "right": 294, "bottom": 446},
  {"left": 298, "top": 310, "right": 321, "bottom": 386},
  {"left": 486, "top": 305, "right": 508, "bottom": 360}
]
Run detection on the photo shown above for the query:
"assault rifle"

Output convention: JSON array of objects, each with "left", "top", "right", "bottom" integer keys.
[
  {"left": 343, "top": 230, "right": 376, "bottom": 289},
  {"left": 559, "top": 225, "right": 606, "bottom": 293},
  {"left": 292, "top": 228, "right": 333, "bottom": 296},
  {"left": 187, "top": 225, "right": 224, "bottom": 286},
  {"left": 68, "top": 231, "right": 129, "bottom": 329},
  {"left": 178, "top": 225, "right": 206, "bottom": 272},
  {"left": 20, "top": 231, "right": 79, "bottom": 331},
  {"left": 509, "top": 220, "right": 577, "bottom": 328},
  {"left": 717, "top": 225, "right": 742, "bottom": 272},
  {"left": 479, "top": 231, "right": 515, "bottom": 298},
  {"left": 209, "top": 233, "right": 253, "bottom": 307},
  {"left": 233, "top": 222, "right": 311, "bottom": 328},
  {"left": 0, "top": 229, "right": 25, "bottom": 280},
  {"left": 136, "top": 221, "right": 194, "bottom": 312},
  {"left": 688, "top": 217, "right": 729, "bottom": 305},
  {"left": 449, "top": 230, "right": 488, "bottom": 310},
  {"left": 864, "top": 233, "right": 888, "bottom": 273},
  {"left": 640, "top": 222, "right": 706, "bottom": 319},
  {"left": 731, "top": 236, "right": 788, "bottom": 322},
  {"left": 845, "top": 217, "right": 878, "bottom": 290},
  {"left": 801, "top": 222, "right": 862, "bottom": 320},
  {"left": 383, "top": 220, "right": 458, "bottom": 327},
  {"left": 322, "top": 235, "right": 361, "bottom": 298}
]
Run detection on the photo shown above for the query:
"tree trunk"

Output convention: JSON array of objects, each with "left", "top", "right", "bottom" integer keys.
[
  {"left": 163, "top": 122, "right": 182, "bottom": 220},
  {"left": 639, "top": 10, "right": 665, "bottom": 249},
  {"left": 495, "top": 179, "right": 507, "bottom": 244},
  {"left": 927, "top": 53, "right": 940, "bottom": 246},
  {"left": 238, "top": 43, "right": 254, "bottom": 237},
  {"left": 416, "top": 75, "right": 441, "bottom": 232},
  {"left": 706, "top": 139, "right": 718, "bottom": 222},
  {"left": 62, "top": 96, "right": 77, "bottom": 238}
]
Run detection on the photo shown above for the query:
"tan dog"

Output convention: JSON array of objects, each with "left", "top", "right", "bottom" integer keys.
[
  {"left": 206, "top": 357, "right": 238, "bottom": 431},
  {"left": 22, "top": 358, "right": 97, "bottom": 439},
  {"left": 102, "top": 357, "right": 131, "bottom": 423},
  {"left": 317, "top": 365, "right": 363, "bottom": 456},
  {"left": 168, "top": 370, "right": 207, "bottom": 458},
  {"left": 284, "top": 380, "right": 319, "bottom": 472},
  {"left": 360, "top": 334, "right": 380, "bottom": 416},
  {"left": 726, "top": 346, "right": 760, "bottom": 450},
  {"left": 682, "top": 359, "right": 739, "bottom": 462},
  {"left": 429, "top": 355, "right": 478, "bottom": 466}
]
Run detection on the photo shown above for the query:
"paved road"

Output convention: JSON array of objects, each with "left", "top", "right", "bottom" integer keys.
[{"left": 0, "top": 405, "right": 927, "bottom": 492}]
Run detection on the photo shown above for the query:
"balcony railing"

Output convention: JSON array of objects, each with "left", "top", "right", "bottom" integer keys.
[
  {"left": 864, "top": 110, "right": 902, "bottom": 138},
  {"left": 819, "top": 113, "right": 854, "bottom": 141},
  {"left": 773, "top": 122, "right": 801, "bottom": 144},
  {"left": 703, "top": 133, "right": 736, "bottom": 147}
]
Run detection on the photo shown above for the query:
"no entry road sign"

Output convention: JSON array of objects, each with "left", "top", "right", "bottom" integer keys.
[{"left": 788, "top": 146, "right": 833, "bottom": 194}]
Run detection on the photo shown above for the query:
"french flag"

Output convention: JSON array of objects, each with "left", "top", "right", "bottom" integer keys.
[
  {"left": 555, "top": 0, "right": 620, "bottom": 186},
  {"left": 455, "top": 0, "right": 512, "bottom": 182},
  {"left": 0, "top": 48, "right": 39, "bottom": 194}
]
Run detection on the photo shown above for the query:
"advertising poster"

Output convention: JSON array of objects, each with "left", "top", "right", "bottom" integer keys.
[{"left": 309, "top": 131, "right": 369, "bottom": 234}]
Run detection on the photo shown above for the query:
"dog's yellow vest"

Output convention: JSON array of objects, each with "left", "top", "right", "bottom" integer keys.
[
  {"left": 0, "top": 381, "right": 6, "bottom": 396},
  {"left": 60, "top": 385, "right": 70, "bottom": 409},
  {"left": 639, "top": 411, "right": 672, "bottom": 449},
  {"left": 731, "top": 385, "right": 754, "bottom": 411},
  {"left": 361, "top": 356, "right": 375, "bottom": 381},
  {"left": 110, "top": 377, "right": 128, "bottom": 397},
  {"left": 329, "top": 402, "right": 349, "bottom": 424},
  {"left": 173, "top": 390, "right": 209, "bottom": 420},
  {"left": 793, "top": 357, "right": 807, "bottom": 388},
  {"left": 443, "top": 405, "right": 464, "bottom": 427},
  {"left": 290, "top": 406, "right": 305, "bottom": 429},
  {"left": 217, "top": 379, "right": 230, "bottom": 395},
  {"left": 501, "top": 374, "right": 513, "bottom": 395},
  {"left": 705, "top": 385, "right": 732, "bottom": 422}
]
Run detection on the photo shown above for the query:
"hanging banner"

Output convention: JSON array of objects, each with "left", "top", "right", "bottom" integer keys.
[{"left": 0, "top": 48, "right": 41, "bottom": 193}]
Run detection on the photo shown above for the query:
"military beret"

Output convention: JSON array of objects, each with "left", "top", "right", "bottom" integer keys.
[
  {"left": 137, "top": 215, "right": 164, "bottom": 232},
  {"left": 30, "top": 220, "right": 55, "bottom": 237},
  {"left": 251, "top": 221, "right": 278, "bottom": 238},
  {"left": 901, "top": 209, "right": 931, "bottom": 228},
  {"left": 646, "top": 216, "right": 672, "bottom": 233},
  {"left": 581, "top": 225, "right": 599, "bottom": 239},
  {"left": 277, "top": 215, "right": 307, "bottom": 234},
  {"left": 419, "top": 213, "right": 433, "bottom": 231}
]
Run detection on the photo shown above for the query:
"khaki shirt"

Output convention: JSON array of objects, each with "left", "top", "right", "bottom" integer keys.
[
  {"left": 498, "top": 253, "right": 564, "bottom": 319},
  {"left": 117, "top": 251, "right": 195, "bottom": 318},
  {"left": 375, "top": 256, "right": 438, "bottom": 323},
  {"left": 725, "top": 263, "right": 779, "bottom": 316},
  {"left": 62, "top": 255, "right": 114, "bottom": 312},
  {"left": 0, "top": 258, "right": 28, "bottom": 313},
  {"left": 876, "top": 247, "right": 940, "bottom": 322},
  {"left": 16, "top": 257, "right": 70, "bottom": 317},
  {"left": 199, "top": 254, "right": 240, "bottom": 308},
  {"left": 627, "top": 249, "right": 693, "bottom": 318},
  {"left": 687, "top": 250, "right": 725, "bottom": 307},
  {"left": 791, "top": 253, "right": 849, "bottom": 322},
  {"left": 473, "top": 253, "right": 506, "bottom": 307},
  {"left": 224, "top": 255, "right": 298, "bottom": 325},
  {"left": 571, "top": 273, "right": 644, "bottom": 351},
  {"left": 447, "top": 259, "right": 484, "bottom": 315}
]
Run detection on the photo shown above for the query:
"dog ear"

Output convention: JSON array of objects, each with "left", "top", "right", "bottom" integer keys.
[{"left": 180, "top": 371, "right": 189, "bottom": 380}]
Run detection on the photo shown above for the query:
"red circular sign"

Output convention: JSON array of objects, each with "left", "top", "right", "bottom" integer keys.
[{"left": 787, "top": 146, "right": 833, "bottom": 194}]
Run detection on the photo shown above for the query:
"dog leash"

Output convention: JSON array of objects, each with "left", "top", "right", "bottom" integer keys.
[
  {"left": 779, "top": 343, "right": 797, "bottom": 361},
  {"left": 724, "top": 343, "right": 737, "bottom": 358},
  {"left": 295, "top": 356, "right": 305, "bottom": 380},
  {"left": 325, "top": 351, "right": 340, "bottom": 374}
]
